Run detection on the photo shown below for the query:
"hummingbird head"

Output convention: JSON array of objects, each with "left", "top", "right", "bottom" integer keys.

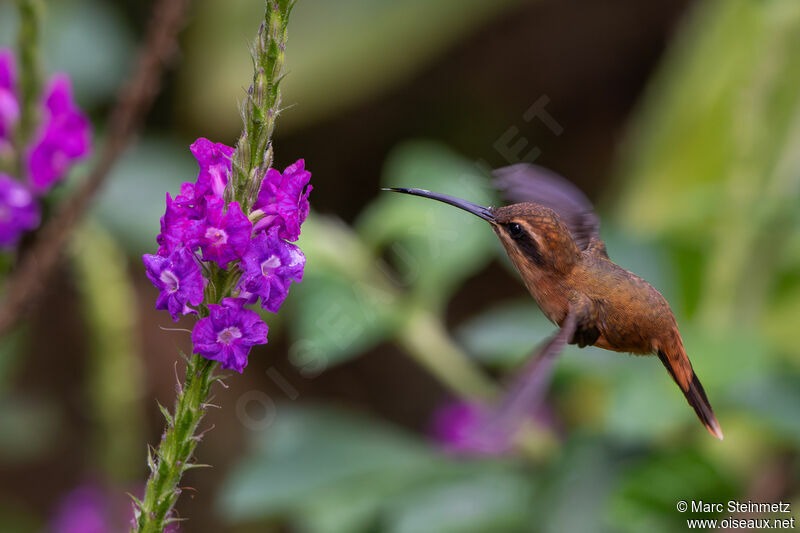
[
  {"left": 491, "top": 203, "right": 581, "bottom": 276},
  {"left": 384, "top": 188, "right": 580, "bottom": 275}
]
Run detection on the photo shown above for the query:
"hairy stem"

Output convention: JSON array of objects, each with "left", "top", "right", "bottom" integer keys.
[
  {"left": 232, "top": 0, "right": 293, "bottom": 210},
  {"left": 13, "top": 0, "right": 43, "bottom": 176},
  {"left": 132, "top": 355, "right": 215, "bottom": 532}
]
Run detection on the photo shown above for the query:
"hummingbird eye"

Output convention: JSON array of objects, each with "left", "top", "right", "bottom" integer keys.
[{"left": 507, "top": 222, "right": 524, "bottom": 240}]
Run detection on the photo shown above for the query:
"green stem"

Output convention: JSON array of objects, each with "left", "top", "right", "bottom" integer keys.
[
  {"left": 13, "top": 0, "right": 43, "bottom": 177},
  {"left": 232, "top": 0, "right": 293, "bottom": 210},
  {"left": 132, "top": 355, "right": 216, "bottom": 533},
  {"left": 397, "top": 309, "right": 497, "bottom": 400}
]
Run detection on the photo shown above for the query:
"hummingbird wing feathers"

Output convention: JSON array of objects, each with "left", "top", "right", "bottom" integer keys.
[
  {"left": 490, "top": 305, "right": 580, "bottom": 436},
  {"left": 493, "top": 164, "right": 600, "bottom": 251}
]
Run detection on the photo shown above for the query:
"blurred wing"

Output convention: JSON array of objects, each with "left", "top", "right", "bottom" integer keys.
[
  {"left": 473, "top": 309, "right": 577, "bottom": 445},
  {"left": 493, "top": 164, "right": 600, "bottom": 251}
]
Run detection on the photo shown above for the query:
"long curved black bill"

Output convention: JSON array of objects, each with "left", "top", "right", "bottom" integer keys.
[{"left": 383, "top": 188, "right": 495, "bottom": 222}]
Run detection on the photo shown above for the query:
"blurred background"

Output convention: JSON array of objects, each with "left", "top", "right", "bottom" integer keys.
[{"left": 1, "top": 0, "right": 800, "bottom": 531}]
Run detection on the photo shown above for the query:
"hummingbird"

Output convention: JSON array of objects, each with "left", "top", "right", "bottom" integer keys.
[{"left": 386, "top": 164, "right": 723, "bottom": 440}]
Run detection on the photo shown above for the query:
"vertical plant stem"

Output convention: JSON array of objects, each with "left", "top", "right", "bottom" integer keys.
[
  {"left": 397, "top": 309, "right": 497, "bottom": 400},
  {"left": 232, "top": 0, "right": 293, "bottom": 209},
  {"left": 13, "top": 0, "right": 43, "bottom": 175},
  {"left": 133, "top": 355, "right": 215, "bottom": 532}
]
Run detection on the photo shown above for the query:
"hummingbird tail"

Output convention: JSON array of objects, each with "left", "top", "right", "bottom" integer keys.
[{"left": 657, "top": 350, "right": 724, "bottom": 440}]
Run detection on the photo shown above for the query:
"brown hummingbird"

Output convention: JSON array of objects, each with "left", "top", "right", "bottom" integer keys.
[{"left": 386, "top": 164, "right": 723, "bottom": 440}]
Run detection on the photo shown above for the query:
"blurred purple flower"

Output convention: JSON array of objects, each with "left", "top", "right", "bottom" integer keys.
[
  {"left": 0, "top": 173, "right": 39, "bottom": 247},
  {"left": 431, "top": 400, "right": 560, "bottom": 456},
  {"left": 238, "top": 226, "right": 305, "bottom": 312},
  {"left": 191, "top": 297, "right": 268, "bottom": 372},
  {"left": 199, "top": 198, "right": 252, "bottom": 268},
  {"left": 0, "top": 49, "right": 19, "bottom": 149},
  {"left": 52, "top": 483, "right": 179, "bottom": 533},
  {"left": 252, "top": 159, "right": 312, "bottom": 241},
  {"left": 143, "top": 246, "right": 205, "bottom": 321},
  {"left": 430, "top": 400, "right": 513, "bottom": 456},
  {"left": 27, "top": 75, "right": 92, "bottom": 193},
  {"left": 190, "top": 137, "right": 233, "bottom": 199},
  {"left": 51, "top": 484, "right": 110, "bottom": 533}
]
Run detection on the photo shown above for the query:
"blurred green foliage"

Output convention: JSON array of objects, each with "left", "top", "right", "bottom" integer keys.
[
  {"left": 219, "top": 405, "right": 537, "bottom": 533},
  {"left": 178, "top": 0, "right": 523, "bottom": 134}
]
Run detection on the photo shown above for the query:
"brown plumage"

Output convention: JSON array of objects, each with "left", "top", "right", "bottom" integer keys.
[{"left": 386, "top": 163, "right": 723, "bottom": 440}]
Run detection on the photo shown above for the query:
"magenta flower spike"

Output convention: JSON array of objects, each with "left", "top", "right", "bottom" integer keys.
[
  {"left": 0, "top": 173, "right": 39, "bottom": 247},
  {"left": 27, "top": 74, "right": 91, "bottom": 193},
  {"left": 191, "top": 297, "right": 269, "bottom": 372},
  {"left": 238, "top": 226, "right": 305, "bottom": 312},
  {"left": 0, "top": 49, "right": 19, "bottom": 148},
  {"left": 143, "top": 247, "right": 205, "bottom": 321},
  {"left": 251, "top": 159, "right": 312, "bottom": 241},
  {"left": 135, "top": 3, "right": 304, "bottom": 529}
]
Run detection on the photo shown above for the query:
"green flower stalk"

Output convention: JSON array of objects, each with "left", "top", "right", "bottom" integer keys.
[
  {"left": 232, "top": 0, "right": 294, "bottom": 210},
  {"left": 132, "top": 2, "right": 306, "bottom": 531},
  {"left": 13, "top": 0, "right": 43, "bottom": 158}
]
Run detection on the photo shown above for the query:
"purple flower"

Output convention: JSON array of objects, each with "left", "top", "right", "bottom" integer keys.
[
  {"left": 0, "top": 49, "right": 19, "bottom": 148},
  {"left": 191, "top": 137, "right": 234, "bottom": 199},
  {"left": 430, "top": 401, "right": 513, "bottom": 456},
  {"left": 0, "top": 174, "right": 39, "bottom": 247},
  {"left": 252, "top": 159, "right": 312, "bottom": 241},
  {"left": 52, "top": 482, "right": 180, "bottom": 533},
  {"left": 156, "top": 183, "right": 207, "bottom": 256},
  {"left": 191, "top": 297, "right": 268, "bottom": 372},
  {"left": 27, "top": 75, "right": 91, "bottom": 194},
  {"left": 238, "top": 226, "right": 305, "bottom": 312},
  {"left": 199, "top": 198, "right": 252, "bottom": 268},
  {"left": 430, "top": 400, "right": 559, "bottom": 456},
  {"left": 143, "top": 247, "right": 204, "bottom": 321},
  {"left": 51, "top": 485, "right": 111, "bottom": 533}
]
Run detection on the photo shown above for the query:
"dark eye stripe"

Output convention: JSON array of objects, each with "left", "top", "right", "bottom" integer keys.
[{"left": 505, "top": 222, "right": 544, "bottom": 265}]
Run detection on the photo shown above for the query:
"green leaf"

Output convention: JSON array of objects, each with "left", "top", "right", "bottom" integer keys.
[
  {"left": 535, "top": 439, "right": 621, "bottom": 533},
  {"left": 455, "top": 300, "right": 568, "bottom": 369},
  {"left": 610, "top": 449, "right": 738, "bottom": 533},
  {"left": 357, "top": 141, "right": 499, "bottom": 308},
  {"left": 616, "top": 0, "right": 800, "bottom": 237},
  {"left": 217, "top": 405, "right": 437, "bottom": 523},
  {"left": 384, "top": 469, "right": 534, "bottom": 533},
  {"left": 219, "top": 405, "right": 539, "bottom": 533},
  {"left": 287, "top": 271, "right": 402, "bottom": 366},
  {"left": 731, "top": 372, "right": 800, "bottom": 445}
]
